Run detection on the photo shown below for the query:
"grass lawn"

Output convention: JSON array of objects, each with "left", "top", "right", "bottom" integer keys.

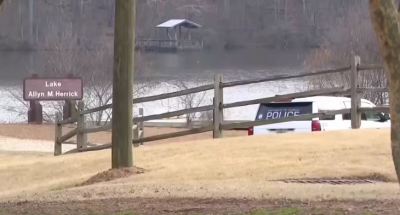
[
  {"left": 2, "top": 129, "right": 399, "bottom": 202},
  {"left": 0, "top": 129, "right": 397, "bottom": 215}
]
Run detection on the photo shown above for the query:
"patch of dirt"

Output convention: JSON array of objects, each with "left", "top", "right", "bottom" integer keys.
[
  {"left": 78, "top": 167, "right": 146, "bottom": 187},
  {"left": 0, "top": 198, "right": 399, "bottom": 215}
]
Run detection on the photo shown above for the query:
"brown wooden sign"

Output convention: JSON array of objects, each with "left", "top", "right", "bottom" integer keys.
[{"left": 23, "top": 78, "right": 83, "bottom": 101}]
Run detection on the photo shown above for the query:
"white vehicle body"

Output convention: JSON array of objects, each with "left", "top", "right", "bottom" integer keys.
[{"left": 249, "top": 96, "right": 390, "bottom": 135}]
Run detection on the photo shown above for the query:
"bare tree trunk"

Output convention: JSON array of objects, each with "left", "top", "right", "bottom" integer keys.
[
  {"left": 369, "top": 0, "right": 400, "bottom": 184},
  {"left": 72, "top": 0, "right": 82, "bottom": 44},
  {"left": 107, "top": 0, "right": 115, "bottom": 27},
  {"left": 223, "top": 0, "right": 230, "bottom": 25},
  {"left": 277, "top": 0, "right": 281, "bottom": 24},
  {"left": 398, "top": 1, "right": 400, "bottom": 12},
  {"left": 29, "top": 0, "right": 34, "bottom": 47},
  {"left": 284, "top": 0, "right": 288, "bottom": 25}
]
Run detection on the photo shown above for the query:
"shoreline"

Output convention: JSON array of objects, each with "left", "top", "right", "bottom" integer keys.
[{"left": 0, "top": 81, "right": 293, "bottom": 123}]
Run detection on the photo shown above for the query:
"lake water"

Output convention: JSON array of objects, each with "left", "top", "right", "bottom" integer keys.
[{"left": 0, "top": 49, "right": 310, "bottom": 123}]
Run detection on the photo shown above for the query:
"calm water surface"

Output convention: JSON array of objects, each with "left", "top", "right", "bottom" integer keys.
[
  {"left": 0, "top": 49, "right": 311, "bottom": 122},
  {"left": 0, "top": 49, "right": 310, "bottom": 83}
]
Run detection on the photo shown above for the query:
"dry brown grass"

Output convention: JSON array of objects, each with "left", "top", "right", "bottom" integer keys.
[
  {"left": 0, "top": 124, "right": 246, "bottom": 145},
  {"left": 1, "top": 129, "right": 400, "bottom": 202}
]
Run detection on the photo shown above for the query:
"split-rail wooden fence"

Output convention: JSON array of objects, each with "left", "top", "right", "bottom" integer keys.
[{"left": 54, "top": 55, "right": 390, "bottom": 156}]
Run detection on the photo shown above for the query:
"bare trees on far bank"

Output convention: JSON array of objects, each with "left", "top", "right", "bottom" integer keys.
[
  {"left": 160, "top": 81, "right": 211, "bottom": 126},
  {"left": 2, "top": 16, "right": 156, "bottom": 124},
  {"left": 303, "top": 3, "right": 388, "bottom": 105},
  {"left": 0, "top": 0, "right": 367, "bottom": 51}
]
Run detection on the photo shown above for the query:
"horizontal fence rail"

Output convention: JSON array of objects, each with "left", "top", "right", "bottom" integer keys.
[
  {"left": 54, "top": 56, "right": 393, "bottom": 156},
  {"left": 64, "top": 143, "right": 111, "bottom": 154},
  {"left": 64, "top": 125, "right": 214, "bottom": 154},
  {"left": 357, "top": 64, "right": 384, "bottom": 71},
  {"left": 358, "top": 106, "right": 390, "bottom": 113},
  {"left": 58, "top": 117, "right": 77, "bottom": 125},
  {"left": 132, "top": 125, "right": 214, "bottom": 144},
  {"left": 79, "top": 105, "right": 214, "bottom": 134},
  {"left": 80, "top": 124, "right": 112, "bottom": 134},
  {"left": 132, "top": 105, "right": 214, "bottom": 123},
  {"left": 220, "top": 66, "right": 351, "bottom": 88},
  {"left": 81, "top": 84, "right": 214, "bottom": 115},
  {"left": 222, "top": 87, "right": 349, "bottom": 109},
  {"left": 357, "top": 87, "right": 389, "bottom": 93},
  {"left": 57, "top": 128, "right": 77, "bottom": 144}
]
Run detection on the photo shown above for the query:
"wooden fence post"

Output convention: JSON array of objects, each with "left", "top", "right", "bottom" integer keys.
[
  {"left": 139, "top": 108, "right": 144, "bottom": 144},
  {"left": 213, "top": 74, "right": 223, "bottom": 138},
  {"left": 76, "top": 101, "right": 87, "bottom": 149},
  {"left": 351, "top": 55, "right": 361, "bottom": 129},
  {"left": 133, "top": 108, "right": 144, "bottom": 147},
  {"left": 54, "top": 112, "right": 62, "bottom": 156},
  {"left": 133, "top": 123, "right": 139, "bottom": 148}
]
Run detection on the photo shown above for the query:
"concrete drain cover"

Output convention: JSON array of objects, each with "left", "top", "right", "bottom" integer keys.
[{"left": 273, "top": 179, "right": 376, "bottom": 185}]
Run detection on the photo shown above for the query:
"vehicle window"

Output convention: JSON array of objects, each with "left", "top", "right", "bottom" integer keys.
[
  {"left": 362, "top": 112, "right": 381, "bottom": 121},
  {"left": 318, "top": 109, "right": 335, "bottom": 120},
  {"left": 342, "top": 113, "right": 351, "bottom": 120},
  {"left": 256, "top": 102, "right": 312, "bottom": 121},
  {"left": 342, "top": 112, "right": 382, "bottom": 121}
]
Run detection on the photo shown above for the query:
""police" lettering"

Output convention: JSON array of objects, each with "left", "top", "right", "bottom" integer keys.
[{"left": 266, "top": 111, "right": 300, "bottom": 119}]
